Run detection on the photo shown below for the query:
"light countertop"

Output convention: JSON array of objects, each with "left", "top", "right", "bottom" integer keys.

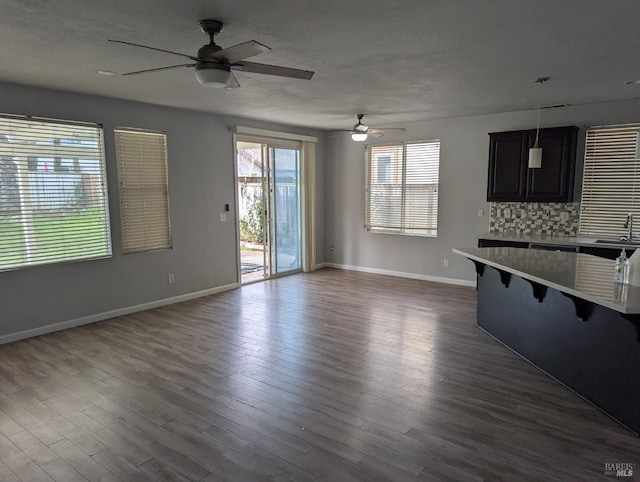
[
  {"left": 478, "top": 232, "right": 640, "bottom": 250},
  {"left": 453, "top": 247, "right": 640, "bottom": 314}
]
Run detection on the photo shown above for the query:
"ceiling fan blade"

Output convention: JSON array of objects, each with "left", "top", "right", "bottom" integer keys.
[
  {"left": 109, "top": 39, "right": 199, "bottom": 61},
  {"left": 225, "top": 71, "right": 240, "bottom": 89},
  {"left": 329, "top": 130, "right": 382, "bottom": 139},
  {"left": 329, "top": 129, "right": 380, "bottom": 137},
  {"left": 230, "top": 61, "right": 314, "bottom": 80},
  {"left": 213, "top": 40, "right": 270, "bottom": 63},
  {"left": 122, "top": 63, "right": 196, "bottom": 76},
  {"left": 367, "top": 128, "right": 406, "bottom": 134}
]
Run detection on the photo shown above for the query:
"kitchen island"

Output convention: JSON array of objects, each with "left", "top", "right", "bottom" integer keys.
[{"left": 453, "top": 247, "right": 640, "bottom": 435}]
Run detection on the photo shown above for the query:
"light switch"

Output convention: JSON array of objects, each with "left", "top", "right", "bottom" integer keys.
[
  {"left": 219, "top": 213, "right": 226, "bottom": 222},
  {"left": 478, "top": 208, "right": 484, "bottom": 217}
]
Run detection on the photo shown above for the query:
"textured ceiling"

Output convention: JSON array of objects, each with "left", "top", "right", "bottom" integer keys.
[{"left": 1, "top": 0, "right": 639, "bottom": 131}]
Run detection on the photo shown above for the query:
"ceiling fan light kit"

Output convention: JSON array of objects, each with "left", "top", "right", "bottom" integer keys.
[
  {"left": 109, "top": 18, "right": 314, "bottom": 89},
  {"left": 340, "top": 114, "right": 406, "bottom": 142},
  {"left": 195, "top": 63, "right": 230, "bottom": 87}
]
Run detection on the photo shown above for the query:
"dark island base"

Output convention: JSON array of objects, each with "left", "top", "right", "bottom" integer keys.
[{"left": 476, "top": 265, "right": 640, "bottom": 435}]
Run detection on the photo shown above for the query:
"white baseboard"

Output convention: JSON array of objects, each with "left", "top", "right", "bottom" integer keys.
[
  {"left": 323, "top": 262, "right": 476, "bottom": 287},
  {"left": 0, "top": 283, "right": 239, "bottom": 346}
]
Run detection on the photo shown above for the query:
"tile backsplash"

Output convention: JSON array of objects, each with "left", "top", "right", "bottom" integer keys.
[{"left": 490, "top": 202, "right": 580, "bottom": 236}]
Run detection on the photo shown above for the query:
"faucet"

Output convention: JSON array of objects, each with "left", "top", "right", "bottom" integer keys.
[{"left": 624, "top": 213, "right": 634, "bottom": 241}]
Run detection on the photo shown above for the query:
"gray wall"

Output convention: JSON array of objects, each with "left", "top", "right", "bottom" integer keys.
[
  {"left": 2, "top": 79, "right": 639, "bottom": 340},
  {"left": 0, "top": 82, "right": 325, "bottom": 339},
  {"left": 325, "top": 98, "right": 640, "bottom": 283}
]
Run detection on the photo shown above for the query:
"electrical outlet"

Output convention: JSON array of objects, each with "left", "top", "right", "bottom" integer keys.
[
  {"left": 329, "top": 245, "right": 335, "bottom": 253},
  {"left": 443, "top": 259, "right": 449, "bottom": 267},
  {"left": 219, "top": 213, "right": 226, "bottom": 222},
  {"left": 478, "top": 208, "right": 484, "bottom": 217},
  {"left": 168, "top": 273, "right": 174, "bottom": 284}
]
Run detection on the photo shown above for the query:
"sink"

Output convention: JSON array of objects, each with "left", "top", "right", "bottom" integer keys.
[{"left": 595, "top": 239, "right": 640, "bottom": 245}]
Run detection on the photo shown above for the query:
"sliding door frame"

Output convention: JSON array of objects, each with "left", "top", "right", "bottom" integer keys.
[{"left": 233, "top": 128, "right": 316, "bottom": 284}]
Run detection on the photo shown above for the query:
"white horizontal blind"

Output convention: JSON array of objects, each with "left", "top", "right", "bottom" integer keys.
[
  {"left": 579, "top": 124, "right": 640, "bottom": 237},
  {"left": 365, "top": 140, "right": 440, "bottom": 236},
  {"left": 115, "top": 129, "right": 171, "bottom": 254},
  {"left": 0, "top": 114, "right": 111, "bottom": 271}
]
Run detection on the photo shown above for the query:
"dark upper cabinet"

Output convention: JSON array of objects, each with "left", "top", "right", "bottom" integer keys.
[
  {"left": 487, "top": 126, "right": 578, "bottom": 202},
  {"left": 487, "top": 131, "right": 528, "bottom": 201}
]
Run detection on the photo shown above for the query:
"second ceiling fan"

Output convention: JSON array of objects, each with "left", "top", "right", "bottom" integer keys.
[
  {"left": 338, "top": 114, "right": 405, "bottom": 141},
  {"left": 109, "top": 19, "right": 314, "bottom": 89}
]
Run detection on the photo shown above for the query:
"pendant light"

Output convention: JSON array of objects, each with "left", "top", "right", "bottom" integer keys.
[{"left": 528, "top": 76, "right": 549, "bottom": 169}]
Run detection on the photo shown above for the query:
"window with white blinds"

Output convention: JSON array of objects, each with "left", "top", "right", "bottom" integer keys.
[
  {"left": 365, "top": 140, "right": 440, "bottom": 236},
  {"left": 0, "top": 114, "right": 111, "bottom": 271},
  {"left": 114, "top": 129, "right": 171, "bottom": 254},
  {"left": 579, "top": 124, "right": 640, "bottom": 237}
]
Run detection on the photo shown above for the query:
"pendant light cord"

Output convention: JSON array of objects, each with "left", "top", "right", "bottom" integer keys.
[{"left": 534, "top": 79, "right": 542, "bottom": 147}]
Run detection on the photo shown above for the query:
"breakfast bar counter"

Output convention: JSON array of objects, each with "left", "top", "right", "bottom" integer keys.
[
  {"left": 453, "top": 247, "right": 640, "bottom": 314},
  {"left": 453, "top": 247, "right": 640, "bottom": 435}
]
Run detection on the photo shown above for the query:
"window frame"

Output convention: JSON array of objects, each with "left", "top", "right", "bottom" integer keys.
[
  {"left": 0, "top": 113, "right": 112, "bottom": 272},
  {"left": 578, "top": 123, "right": 640, "bottom": 238},
  {"left": 364, "top": 139, "right": 440, "bottom": 237}
]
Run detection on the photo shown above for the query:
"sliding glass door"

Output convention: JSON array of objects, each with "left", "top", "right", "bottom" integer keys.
[
  {"left": 236, "top": 139, "right": 301, "bottom": 283},
  {"left": 270, "top": 147, "right": 301, "bottom": 275}
]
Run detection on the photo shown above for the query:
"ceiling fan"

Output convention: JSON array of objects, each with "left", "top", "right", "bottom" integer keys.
[
  {"left": 338, "top": 114, "right": 406, "bottom": 141},
  {"left": 108, "top": 19, "right": 314, "bottom": 89}
]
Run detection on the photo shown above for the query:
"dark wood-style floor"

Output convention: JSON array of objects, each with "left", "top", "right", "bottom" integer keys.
[{"left": 0, "top": 268, "right": 637, "bottom": 481}]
